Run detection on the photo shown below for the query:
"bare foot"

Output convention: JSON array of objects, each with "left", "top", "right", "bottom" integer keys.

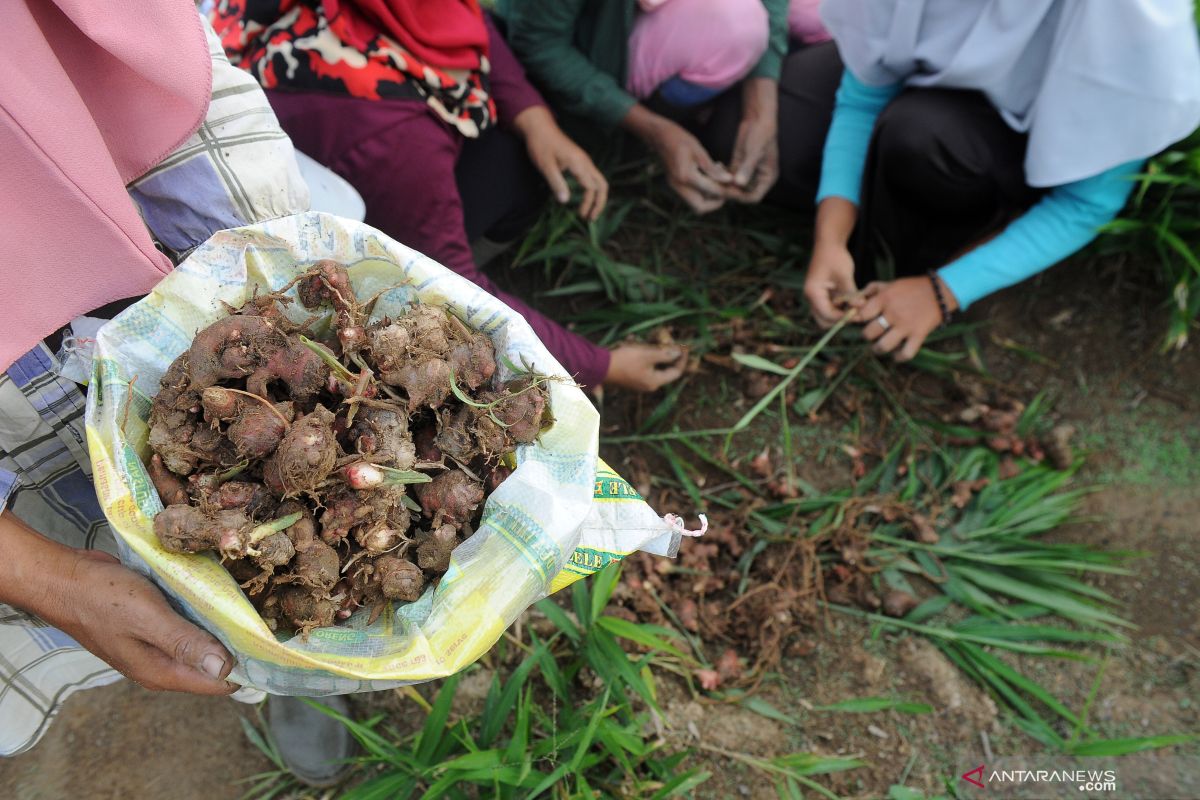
[{"left": 604, "top": 344, "right": 686, "bottom": 392}]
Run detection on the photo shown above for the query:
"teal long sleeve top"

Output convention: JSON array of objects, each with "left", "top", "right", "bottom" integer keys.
[{"left": 815, "top": 71, "right": 1144, "bottom": 310}]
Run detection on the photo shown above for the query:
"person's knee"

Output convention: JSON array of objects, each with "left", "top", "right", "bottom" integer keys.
[
  {"left": 668, "top": 0, "right": 769, "bottom": 87},
  {"left": 874, "top": 93, "right": 992, "bottom": 203},
  {"left": 711, "top": 0, "right": 770, "bottom": 62},
  {"left": 628, "top": 0, "right": 768, "bottom": 100},
  {"left": 698, "top": 0, "right": 769, "bottom": 83},
  {"left": 875, "top": 96, "right": 941, "bottom": 166}
]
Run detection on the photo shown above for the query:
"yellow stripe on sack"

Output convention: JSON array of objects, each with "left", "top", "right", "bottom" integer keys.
[{"left": 547, "top": 546, "right": 634, "bottom": 595}]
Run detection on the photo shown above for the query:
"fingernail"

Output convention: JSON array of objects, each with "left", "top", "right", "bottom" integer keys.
[
  {"left": 201, "top": 653, "right": 226, "bottom": 679},
  {"left": 557, "top": 191, "right": 569, "bottom": 203}
]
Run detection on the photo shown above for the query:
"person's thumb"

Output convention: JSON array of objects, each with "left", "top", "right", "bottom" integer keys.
[
  {"left": 733, "top": 139, "right": 755, "bottom": 187},
  {"left": 703, "top": 159, "right": 733, "bottom": 185},
  {"left": 655, "top": 345, "right": 684, "bottom": 366},
  {"left": 138, "top": 590, "right": 237, "bottom": 694}
]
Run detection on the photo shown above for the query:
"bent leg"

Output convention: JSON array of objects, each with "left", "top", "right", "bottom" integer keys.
[
  {"left": 456, "top": 126, "right": 547, "bottom": 246},
  {"left": 626, "top": 0, "right": 769, "bottom": 102},
  {"left": 788, "top": 0, "right": 832, "bottom": 44},
  {"left": 855, "top": 88, "right": 1040, "bottom": 278}
]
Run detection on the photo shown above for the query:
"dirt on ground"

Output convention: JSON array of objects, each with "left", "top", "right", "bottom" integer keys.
[
  {"left": 2, "top": 253, "right": 1197, "bottom": 799},
  {"left": 0, "top": 680, "right": 269, "bottom": 800}
]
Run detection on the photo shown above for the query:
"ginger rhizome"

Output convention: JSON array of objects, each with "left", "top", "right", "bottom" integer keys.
[{"left": 146, "top": 262, "right": 551, "bottom": 637}]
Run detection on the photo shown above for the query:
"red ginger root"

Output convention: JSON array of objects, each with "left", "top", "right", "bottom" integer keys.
[
  {"left": 486, "top": 377, "right": 550, "bottom": 444},
  {"left": 413, "top": 470, "right": 484, "bottom": 527},
  {"left": 348, "top": 405, "right": 416, "bottom": 469},
  {"left": 154, "top": 506, "right": 302, "bottom": 559},
  {"left": 282, "top": 538, "right": 341, "bottom": 592},
  {"left": 148, "top": 363, "right": 204, "bottom": 475},
  {"left": 201, "top": 387, "right": 295, "bottom": 460},
  {"left": 297, "top": 260, "right": 355, "bottom": 313},
  {"left": 368, "top": 307, "right": 457, "bottom": 409},
  {"left": 244, "top": 336, "right": 329, "bottom": 402},
  {"left": 263, "top": 405, "right": 339, "bottom": 497},
  {"left": 149, "top": 454, "right": 188, "bottom": 506},
  {"left": 435, "top": 406, "right": 510, "bottom": 464},
  {"left": 208, "top": 481, "right": 277, "bottom": 519},
  {"left": 154, "top": 506, "right": 243, "bottom": 554},
  {"left": 186, "top": 316, "right": 328, "bottom": 402},
  {"left": 187, "top": 315, "right": 285, "bottom": 391},
  {"left": 278, "top": 500, "right": 318, "bottom": 553},
  {"left": 446, "top": 322, "right": 496, "bottom": 390},
  {"left": 355, "top": 523, "right": 412, "bottom": 557},
  {"left": 376, "top": 555, "right": 425, "bottom": 601},
  {"left": 228, "top": 403, "right": 293, "bottom": 460}
]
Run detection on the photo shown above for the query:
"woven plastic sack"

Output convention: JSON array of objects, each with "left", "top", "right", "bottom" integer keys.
[{"left": 85, "top": 212, "right": 694, "bottom": 695}]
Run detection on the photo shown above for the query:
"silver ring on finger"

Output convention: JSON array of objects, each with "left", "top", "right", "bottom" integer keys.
[{"left": 876, "top": 314, "right": 890, "bottom": 331}]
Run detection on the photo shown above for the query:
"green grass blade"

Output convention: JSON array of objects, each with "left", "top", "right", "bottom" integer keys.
[
  {"left": 1066, "top": 734, "right": 1197, "bottom": 757},
  {"left": 415, "top": 674, "right": 462, "bottom": 765}
]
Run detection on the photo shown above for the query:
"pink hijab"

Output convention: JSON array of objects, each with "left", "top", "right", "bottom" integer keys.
[{"left": 1, "top": 0, "right": 211, "bottom": 371}]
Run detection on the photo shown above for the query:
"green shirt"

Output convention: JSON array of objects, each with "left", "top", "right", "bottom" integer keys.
[{"left": 500, "top": 0, "right": 788, "bottom": 129}]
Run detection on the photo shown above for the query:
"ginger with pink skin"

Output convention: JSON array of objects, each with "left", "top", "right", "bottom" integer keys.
[
  {"left": 281, "top": 539, "right": 341, "bottom": 592},
  {"left": 413, "top": 471, "right": 485, "bottom": 527},
  {"left": 485, "top": 377, "right": 550, "bottom": 444},
  {"left": 149, "top": 454, "right": 188, "bottom": 506},
  {"left": 149, "top": 269, "right": 552, "bottom": 636},
  {"left": 376, "top": 556, "right": 425, "bottom": 602},
  {"left": 348, "top": 405, "right": 416, "bottom": 469},
  {"left": 263, "top": 406, "right": 339, "bottom": 497},
  {"left": 297, "top": 260, "right": 354, "bottom": 314},
  {"left": 153, "top": 506, "right": 300, "bottom": 560}
]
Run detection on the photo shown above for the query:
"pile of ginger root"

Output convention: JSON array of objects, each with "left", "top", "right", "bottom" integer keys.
[{"left": 146, "top": 261, "right": 551, "bottom": 636}]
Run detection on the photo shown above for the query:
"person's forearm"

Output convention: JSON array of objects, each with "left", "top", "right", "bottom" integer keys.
[
  {"left": 0, "top": 510, "right": 79, "bottom": 618},
  {"left": 938, "top": 159, "right": 1144, "bottom": 310},
  {"left": 511, "top": 105, "right": 555, "bottom": 142},
  {"left": 741, "top": 77, "right": 778, "bottom": 125},
  {"left": 620, "top": 103, "right": 670, "bottom": 150},
  {"left": 813, "top": 197, "right": 858, "bottom": 249}
]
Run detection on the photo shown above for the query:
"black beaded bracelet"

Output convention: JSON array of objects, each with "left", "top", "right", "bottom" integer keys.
[{"left": 927, "top": 271, "right": 952, "bottom": 326}]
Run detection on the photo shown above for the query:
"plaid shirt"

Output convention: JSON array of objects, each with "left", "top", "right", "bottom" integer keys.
[{"left": 0, "top": 14, "right": 308, "bottom": 756}]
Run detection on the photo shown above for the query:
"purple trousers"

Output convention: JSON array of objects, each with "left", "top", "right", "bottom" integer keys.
[{"left": 265, "top": 24, "right": 609, "bottom": 388}]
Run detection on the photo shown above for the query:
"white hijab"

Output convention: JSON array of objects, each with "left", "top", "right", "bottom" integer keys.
[{"left": 820, "top": 0, "right": 1200, "bottom": 186}]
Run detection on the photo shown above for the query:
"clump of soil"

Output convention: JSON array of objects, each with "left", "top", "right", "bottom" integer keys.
[{"left": 146, "top": 261, "right": 552, "bottom": 637}]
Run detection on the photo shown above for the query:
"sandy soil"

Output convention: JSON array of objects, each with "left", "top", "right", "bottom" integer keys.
[{"left": 0, "top": 680, "right": 269, "bottom": 800}]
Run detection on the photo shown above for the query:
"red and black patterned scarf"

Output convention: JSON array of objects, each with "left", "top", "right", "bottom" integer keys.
[{"left": 211, "top": 0, "right": 496, "bottom": 137}]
